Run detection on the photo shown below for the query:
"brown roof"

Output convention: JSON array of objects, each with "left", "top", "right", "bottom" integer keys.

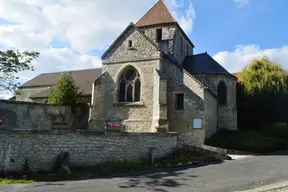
[
  {"left": 136, "top": 0, "right": 176, "bottom": 27},
  {"left": 19, "top": 68, "right": 102, "bottom": 96},
  {"left": 232, "top": 72, "right": 242, "bottom": 81}
]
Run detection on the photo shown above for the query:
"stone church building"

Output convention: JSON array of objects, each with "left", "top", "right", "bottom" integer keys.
[{"left": 16, "top": 0, "right": 237, "bottom": 145}]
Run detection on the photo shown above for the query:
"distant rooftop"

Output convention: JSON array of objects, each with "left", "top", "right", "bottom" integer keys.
[{"left": 19, "top": 68, "right": 102, "bottom": 95}]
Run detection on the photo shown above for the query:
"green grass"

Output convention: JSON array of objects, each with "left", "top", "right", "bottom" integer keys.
[
  {"left": 205, "top": 129, "right": 287, "bottom": 154},
  {"left": 0, "top": 178, "right": 35, "bottom": 184}
]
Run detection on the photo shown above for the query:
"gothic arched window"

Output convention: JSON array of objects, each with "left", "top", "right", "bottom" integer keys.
[
  {"left": 217, "top": 81, "right": 227, "bottom": 105},
  {"left": 118, "top": 67, "right": 141, "bottom": 102}
]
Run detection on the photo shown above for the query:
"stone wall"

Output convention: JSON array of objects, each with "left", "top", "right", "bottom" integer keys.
[
  {"left": 0, "top": 100, "right": 89, "bottom": 130},
  {"left": 204, "top": 90, "right": 217, "bottom": 138},
  {"left": 0, "top": 131, "right": 177, "bottom": 172},
  {"left": 16, "top": 86, "right": 52, "bottom": 103},
  {"left": 205, "top": 74, "right": 238, "bottom": 130},
  {"left": 90, "top": 25, "right": 163, "bottom": 132},
  {"left": 139, "top": 24, "right": 193, "bottom": 65},
  {"left": 165, "top": 57, "right": 206, "bottom": 145}
]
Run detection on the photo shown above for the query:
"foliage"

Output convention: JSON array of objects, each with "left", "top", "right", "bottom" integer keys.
[
  {"left": 237, "top": 57, "right": 288, "bottom": 128},
  {"left": 205, "top": 129, "right": 287, "bottom": 154},
  {"left": 241, "top": 57, "right": 287, "bottom": 95},
  {"left": 47, "top": 72, "right": 83, "bottom": 110},
  {"left": 0, "top": 50, "right": 39, "bottom": 92},
  {"left": 260, "top": 122, "right": 288, "bottom": 141}
]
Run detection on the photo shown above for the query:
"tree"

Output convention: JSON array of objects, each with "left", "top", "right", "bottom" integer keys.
[
  {"left": 241, "top": 57, "right": 287, "bottom": 95},
  {"left": 47, "top": 72, "right": 83, "bottom": 108},
  {"left": 238, "top": 57, "right": 288, "bottom": 129},
  {"left": 0, "top": 50, "right": 39, "bottom": 92}
]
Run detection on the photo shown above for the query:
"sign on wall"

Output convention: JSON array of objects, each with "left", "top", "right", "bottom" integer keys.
[{"left": 193, "top": 118, "right": 202, "bottom": 129}]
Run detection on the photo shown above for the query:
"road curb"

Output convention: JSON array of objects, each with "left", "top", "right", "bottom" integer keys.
[{"left": 236, "top": 181, "right": 288, "bottom": 192}]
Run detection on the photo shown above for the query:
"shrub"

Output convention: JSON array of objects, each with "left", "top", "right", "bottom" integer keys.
[{"left": 205, "top": 129, "right": 287, "bottom": 154}]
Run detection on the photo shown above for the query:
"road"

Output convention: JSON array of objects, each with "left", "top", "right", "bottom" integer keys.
[{"left": 1, "top": 151, "right": 288, "bottom": 192}]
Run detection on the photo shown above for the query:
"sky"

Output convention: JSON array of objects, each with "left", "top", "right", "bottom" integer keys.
[{"left": 0, "top": 0, "right": 287, "bottom": 98}]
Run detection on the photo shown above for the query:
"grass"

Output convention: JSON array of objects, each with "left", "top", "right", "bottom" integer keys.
[
  {"left": 0, "top": 178, "right": 35, "bottom": 184},
  {"left": 205, "top": 129, "right": 287, "bottom": 154}
]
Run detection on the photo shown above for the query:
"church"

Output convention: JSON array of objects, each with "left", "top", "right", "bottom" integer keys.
[{"left": 17, "top": 0, "right": 238, "bottom": 145}]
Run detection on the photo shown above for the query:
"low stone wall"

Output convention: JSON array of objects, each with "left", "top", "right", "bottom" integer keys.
[
  {"left": 0, "top": 100, "right": 89, "bottom": 130},
  {"left": 0, "top": 130, "right": 177, "bottom": 172}
]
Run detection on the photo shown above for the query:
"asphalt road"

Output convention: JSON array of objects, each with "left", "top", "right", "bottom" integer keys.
[{"left": 1, "top": 151, "right": 288, "bottom": 192}]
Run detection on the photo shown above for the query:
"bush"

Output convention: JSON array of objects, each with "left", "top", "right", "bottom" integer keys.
[
  {"left": 260, "top": 122, "right": 288, "bottom": 141},
  {"left": 205, "top": 129, "right": 287, "bottom": 154}
]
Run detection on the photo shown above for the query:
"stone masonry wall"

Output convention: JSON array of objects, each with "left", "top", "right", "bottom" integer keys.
[
  {"left": 164, "top": 57, "right": 206, "bottom": 145},
  {"left": 139, "top": 24, "right": 193, "bottom": 65},
  {"left": 205, "top": 74, "right": 238, "bottom": 130},
  {"left": 16, "top": 86, "right": 52, "bottom": 102},
  {"left": 0, "top": 100, "right": 89, "bottom": 130},
  {"left": 90, "top": 25, "right": 162, "bottom": 132},
  {"left": 204, "top": 90, "right": 217, "bottom": 138},
  {"left": 0, "top": 131, "right": 177, "bottom": 172}
]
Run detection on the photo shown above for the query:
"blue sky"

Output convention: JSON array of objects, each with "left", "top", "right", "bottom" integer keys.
[
  {"left": 191, "top": 0, "right": 288, "bottom": 55},
  {"left": 0, "top": 0, "right": 287, "bottom": 98}
]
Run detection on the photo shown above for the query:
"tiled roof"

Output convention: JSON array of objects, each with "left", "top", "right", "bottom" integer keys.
[
  {"left": 19, "top": 68, "right": 102, "bottom": 96},
  {"left": 136, "top": 0, "right": 176, "bottom": 27},
  {"left": 183, "top": 53, "right": 234, "bottom": 77}
]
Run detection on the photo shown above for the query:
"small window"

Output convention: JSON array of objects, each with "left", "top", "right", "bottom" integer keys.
[
  {"left": 186, "top": 44, "right": 189, "bottom": 55},
  {"left": 128, "top": 40, "right": 133, "bottom": 48},
  {"left": 156, "top": 28, "right": 162, "bottom": 41},
  {"left": 175, "top": 93, "right": 184, "bottom": 110}
]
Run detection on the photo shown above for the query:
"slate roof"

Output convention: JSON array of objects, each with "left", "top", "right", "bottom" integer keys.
[
  {"left": 183, "top": 53, "right": 233, "bottom": 76},
  {"left": 19, "top": 68, "right": 102, "bottom": 96},
  {"left": 136, "top": 0, "right": 176, "bottom": 27}
]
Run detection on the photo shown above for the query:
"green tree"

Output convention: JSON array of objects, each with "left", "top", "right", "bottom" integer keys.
[
  {"left": 238, "top": 57, "right": 288, "bottom": 129},
  {"left": 47, "top": 72, "right": 83, "bottom": 108},
  {"left": 0, "top": 50, "right": 39, "bottom": 92},
  {"left": 241, "top": 57, "right": 287, "bottom": 95}
]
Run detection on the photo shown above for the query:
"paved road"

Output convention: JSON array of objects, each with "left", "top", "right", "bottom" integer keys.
[{"left": 1, "top": 152, "right": 288, "bottom": 192}]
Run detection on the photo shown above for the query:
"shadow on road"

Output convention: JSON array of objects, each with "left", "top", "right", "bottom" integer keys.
[{"left": 118, "top": 169, "right": 198, "bottom": 192}]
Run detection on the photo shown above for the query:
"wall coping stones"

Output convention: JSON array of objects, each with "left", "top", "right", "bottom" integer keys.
[
  {"left": 0, "top": 99, "right": 66, "bottom": 107},
  {"left": 0, "top": 129, "right": 178, "bottom": 137}
]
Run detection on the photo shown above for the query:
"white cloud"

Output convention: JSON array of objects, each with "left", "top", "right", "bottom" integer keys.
[
  {"left": 171, "top": 0, "right": 196, "bottom": 34},
  {"left": 234, "top": 0, "right": 251, "bottom": 7},
  {"left": 213, "top": 45, "right": 288, "bottom": 73},
  {"left": 0, "top": 0, "right": 195, "bottom": 99}
]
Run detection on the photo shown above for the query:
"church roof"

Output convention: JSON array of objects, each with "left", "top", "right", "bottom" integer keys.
[
  {"left": 183, "top": 53, "right": 234, "bottom": 77},
  {"left": 19, "top": 68, "right": 102, "bottom": 96},
  {"left": 136, "top": 0, "right": 176, "bottom": 27}
]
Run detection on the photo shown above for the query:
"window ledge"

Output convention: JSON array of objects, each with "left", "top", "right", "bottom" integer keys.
[{"left": 114, "top": 101, "right": 144, "bottom": 106}]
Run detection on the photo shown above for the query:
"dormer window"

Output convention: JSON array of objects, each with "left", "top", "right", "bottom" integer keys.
[
  {"left": 156, "top": 28, "right": 162, "bottom": 41},
  {"left": 128, "top": 40, "right": 133, "bottom": 49}
]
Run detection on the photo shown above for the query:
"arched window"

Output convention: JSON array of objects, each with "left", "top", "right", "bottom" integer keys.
[
  {"left": 217, "top": 81, "right": 227, "bottom": 105},
  {"left": 118, "top": 67, "right": 141, "bottom": 102}
]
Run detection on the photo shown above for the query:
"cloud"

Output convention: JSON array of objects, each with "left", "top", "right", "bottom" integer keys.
[
  {"left": 213, "top": 45, "right": 288, "bottom": 73},
  {"left": 234, "top": 0, "right": 251, "bottom": 7},
  {"left": 0, "top": 0, "right": 195, "bottom": 99},
  {"left": 171, "top": 0, "right": 196, "bottom": 34},
  {"left": 0, "top": 0, "right": 195, "bottom": 53}
]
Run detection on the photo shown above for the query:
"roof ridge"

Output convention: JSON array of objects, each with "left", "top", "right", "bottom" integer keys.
[{"left": 41, "top": 68, "right": 102, "bottom": 75}]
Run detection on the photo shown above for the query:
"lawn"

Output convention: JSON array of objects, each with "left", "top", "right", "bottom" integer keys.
[
  {"left": 205, "top": 129, "right": 287, "bottom": 154},
  {"left": 0, "top": 178, "right": 35, "bottom": 184}
]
